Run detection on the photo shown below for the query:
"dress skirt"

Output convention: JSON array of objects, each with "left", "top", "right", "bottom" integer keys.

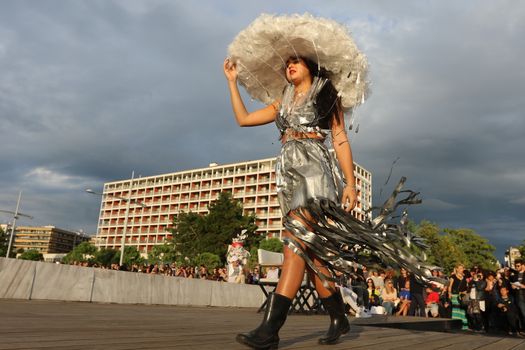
[{"left": 273, "top": 139, "right": 442, "bottom": 289}]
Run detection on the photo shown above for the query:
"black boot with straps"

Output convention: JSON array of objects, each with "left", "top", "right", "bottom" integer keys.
[
  {"left": 236, "top": 292, "right": 292, "bottom": 349},
  {"left": 319, "top": 292, "right": 350, "bottom": 345}
]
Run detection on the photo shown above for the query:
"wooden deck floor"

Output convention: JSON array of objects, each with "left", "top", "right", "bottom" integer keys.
[{"left": 0, "top": 299, "right": 524, "bottom": 350}]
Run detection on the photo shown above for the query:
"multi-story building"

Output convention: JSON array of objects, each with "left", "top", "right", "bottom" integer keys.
[
  {"left": 11, "top": 225, "right": 91, "bottom": 254},
  {"left": 505, "top": 246, "right": 522, "bottom": 269},
  {"left": 94, "top": 156, "right": 372, "bottom": 254}
]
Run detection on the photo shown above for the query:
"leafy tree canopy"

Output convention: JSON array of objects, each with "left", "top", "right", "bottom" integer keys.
[
  {"left": 169, "top": 191, "right": 260, "bottom": 264},
  {"left": 114, "top": 246, "right": 144, "bottom": 267},
  {"left": 148, "top": 241, "right": 179, "bottom": 264},
  {"left": 259, "top": 238, "right": 283, "bottom": 253},
  {"left": 0, "top": 226, "right": 9, "bottom": 257},
  {"left": 413, "top": 220, "right": 497, "bottom": 273},
  {"left": 19, "top": 249, "right": 43, "bottom": 261},
  {"left": 194, "top": 252, "right": 222, "bottom": 270},
  {"left": 62, "top": 242, "right": 97, "bottom": 264},
  {"left": 93, "top": 248, "right": 119, "bottom": 267},
  {"left": 518, "top": 240, "right": 525, "bottom": 259}
]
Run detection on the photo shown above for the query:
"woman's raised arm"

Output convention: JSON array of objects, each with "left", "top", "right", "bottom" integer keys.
[{"left": 224, "top": 58, "right": 278, "bottom": 127}]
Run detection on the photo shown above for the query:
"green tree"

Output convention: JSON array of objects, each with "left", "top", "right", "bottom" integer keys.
[
  {"left": 194, "top": 252, "right": 221, "bottom": 270},
  {"left": 114, "top": 246, "right": 144, "bottom": 267},
  {"left": 414, "top": 221, "right": 465, "bottom": 271},
  {"left": 93, "top": 248, "right": 119, "bottom": 267},
  {"left": 0, "top": 226, "right": 9, "bottom": 257},
  {"left": 247, "top": 246, "right": 259, "bottom": 270},
  {"left": 19, "top": 249, "right": 43, "bottom": 261},
  {"left": 259, "top": 238, "right": 283, "bottom": 253},
  {"left": 62, "top": 242, "right": 97, "bottom": 264},
  {"left": 518, "top": 240, "right": 525, "bottom": 259},
  {"left": 171, "top": 211, "right": 204, "bottom": 262},
  {"left": 170, "top": 192, "right": 259, "bottom": 263},
  {"left": 148, "top": 241, "right": 179, "bottom": 264},
  {"left": 445, "top": 228, "right": 498, "bottom": 270},
  {"left": 413, "top": 221, "right": 497, "bottom": 274}
]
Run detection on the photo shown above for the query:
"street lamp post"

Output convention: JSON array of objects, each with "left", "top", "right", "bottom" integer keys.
[
  {"left": 1, "top": 191, "right": 33, "bottom": 258},
  {"left": 86, "top": 172, "right": 147, "bottom": 266},
  {"left": 120, "top": 171, "right": 134, "bottom": 266}
]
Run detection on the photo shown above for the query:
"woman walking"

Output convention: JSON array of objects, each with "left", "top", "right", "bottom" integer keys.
[{"left": 225, "top": 14, "right": 438, "bottom": 349}]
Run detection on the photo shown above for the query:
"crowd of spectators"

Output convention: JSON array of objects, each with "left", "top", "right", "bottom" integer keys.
[
  {"left": 68, "top": 258, "right": 525, "bottom": 337},
  {"left": 337, "top": 260, "right": 525, "bottom": 337}
]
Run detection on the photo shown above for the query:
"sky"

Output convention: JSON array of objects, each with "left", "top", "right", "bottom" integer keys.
[{"left": 1, "top": 0, "right": 524, "bottom": 261}]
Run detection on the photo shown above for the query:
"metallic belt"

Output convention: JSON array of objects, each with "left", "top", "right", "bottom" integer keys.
[{"left": 280, "top": 129, "right": 325, "bottom": 144}]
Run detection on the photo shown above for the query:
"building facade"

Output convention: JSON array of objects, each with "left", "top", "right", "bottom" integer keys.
[
  {"left": 94, "top": 156, "right": 372, "bottom": 254},
  {"left": 505, "top": 246, "right": 522, "bottom": 269},
  {"left": 10, "top": 225, "right": 91, "bottom": 254}
]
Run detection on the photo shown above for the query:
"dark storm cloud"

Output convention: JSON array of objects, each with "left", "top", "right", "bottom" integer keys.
[{"left": 0, "top": 1, "right": 523, "bottom": 259}]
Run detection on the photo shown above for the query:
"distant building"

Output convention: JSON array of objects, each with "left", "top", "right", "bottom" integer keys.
[
  {"left": 94, "top": 155, "right": 372, "bottom": 254},
  {"left": 12, "top": 225, "right": 91, "bottom": 254},
  {"left": 505, "top": 246, "right": 522, "bottom": 268}
]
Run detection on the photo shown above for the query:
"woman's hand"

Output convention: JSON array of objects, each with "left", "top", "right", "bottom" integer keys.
[
  {"left": 223, "top": 58, "right": 238, "bottom": 82},
  {"left": 341, "top": 185, "right": 357, "bottom": 212}
]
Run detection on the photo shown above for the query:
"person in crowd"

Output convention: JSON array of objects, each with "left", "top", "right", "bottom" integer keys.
[
  {"left": 350, "top": 267, "right": 369, "bottom": 310},
  {"left": 396, "top": 267, "right": 409, "bottom": 293},
  {"left": 248, "top": 266, "right": 261, "bottom": 284},
  {"left": 409, "top": 273, "right": 426, "bottom": 317},
  {"left": 198, "top": 265, "right": 209, "bottom": 279},
  {"left": 370, "top": 270, "right": 384, "bottom": 292},
  {"left": 362, "top": 266, "right": 369, "bottom": 280},
  {"left": 367, "top": 278, "right": 381, "bottom": 307},
  {"left": 396, "top": 279, "right": 411, "bottom": 316},
  {"left": 498, "top": 267, "right": 513, "bottom": 291},
  {"left": 381, "top": 278, "right": 399, "bottom": 315},
  {"left": 483, "top": 271, "right": 499, "bottom": 332},
  {"left": 425, "top": 286, "right": 440, "bottom": 318},
  {"left": 466, "top": 270, "right": 487, "bottom": 332},
  {"left": 510, "top": 259, "right": 525, "bottom": 332},
  {"left": 219, "top": 267, "right": 227, "bottom": 281},
  {"left": 448, "top": 264, "right": 469, "bottom": 330},
  {"left": 265, "top": 265, "right": 280, "bottom": 281},
  {"left": 175, "top": 266, "right": 187, "bottom": 278},
  {"left": 228, "top": 257, "right": 242, "bottom": 283},
  {"left": 438, "top": 283, "right": 452, "bottom": 319},
  {"left": 497, "top": 286, "right": 522, "bottom": 336}
]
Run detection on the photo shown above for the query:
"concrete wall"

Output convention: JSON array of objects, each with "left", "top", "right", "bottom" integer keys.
[{"left": 0, "top": 257, "right": 264, "bottom": 308}]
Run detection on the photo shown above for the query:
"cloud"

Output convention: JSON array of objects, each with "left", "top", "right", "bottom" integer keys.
[
  {"left": 23, "top": 167, "right": 92, "bottom": 190},
  {"left": 421, "top": 198, "right": 462, "bottom": 211}
]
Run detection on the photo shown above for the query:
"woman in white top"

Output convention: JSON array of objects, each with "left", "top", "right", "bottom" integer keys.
[{"left": 381, "top": 278, "right": 399, "bottom": 315}]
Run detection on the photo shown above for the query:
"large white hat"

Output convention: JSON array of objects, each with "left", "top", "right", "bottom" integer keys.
[{"left": 228, "top": 13, "right": 369, "bottom": 111}]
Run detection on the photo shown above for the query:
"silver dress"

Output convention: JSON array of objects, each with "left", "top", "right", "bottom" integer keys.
[
  {"left": 274, "top": 78, "right": 442, "bottom": 287},
  {"left": 275, "top": 77, "right": 344, "bottom": 215}
]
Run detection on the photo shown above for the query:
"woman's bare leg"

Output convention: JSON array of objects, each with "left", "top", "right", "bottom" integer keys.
[
  {"left": 307, "top": 255, "right": 336, "bottom": 298},
  {"left": 275, "top": 210, "right": 309, "bottom": 299},
  {"left": 274, "top": 230, "right": 306, "bottom": 299}
]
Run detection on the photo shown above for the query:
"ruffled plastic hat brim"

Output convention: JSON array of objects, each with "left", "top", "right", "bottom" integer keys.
[{"left": 228, "top": 13, "right": 369, "bottom": 111}]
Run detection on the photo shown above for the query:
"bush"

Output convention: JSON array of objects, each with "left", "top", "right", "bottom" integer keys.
[
  {"left": 19, "top": 249, "right": 43, "bottom": 261},
  {"left": 259, "top": 237, "right": 283, "bottom": 253},
  {"left": 194, "top": 252, "right": 221, "bottom": 270}
]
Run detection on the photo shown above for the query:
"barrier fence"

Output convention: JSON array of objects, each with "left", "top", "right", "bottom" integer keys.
[{"left": 0, "top": 257, "right": 264, "bottom": 308}]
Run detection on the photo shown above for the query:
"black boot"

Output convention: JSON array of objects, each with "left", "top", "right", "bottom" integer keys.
[
  {"left": 236, "top": 292, "right": 292, "bottom": 349},
  {"left": 319, "top": 292, "right": 350, "bottom": 345}
]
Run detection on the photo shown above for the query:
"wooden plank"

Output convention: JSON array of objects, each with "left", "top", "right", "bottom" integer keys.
[{"left": 1, "top": 299, "right": 523, "bottom": 350}]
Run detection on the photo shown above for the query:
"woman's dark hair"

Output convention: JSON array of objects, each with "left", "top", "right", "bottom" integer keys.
[{"left": 296, "top": 56, "right": 343, "bottom": 129}]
